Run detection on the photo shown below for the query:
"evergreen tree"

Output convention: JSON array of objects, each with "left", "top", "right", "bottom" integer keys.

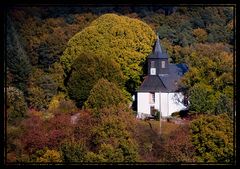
[
  {"left": 6, "top": 15, "right": 31, "bottom": 93},
  {"left": 84, "top": 78, "right": 129, "bottom": 110},
  {"left": 67, "top": 52, "right": 125, "bottom": 107}
]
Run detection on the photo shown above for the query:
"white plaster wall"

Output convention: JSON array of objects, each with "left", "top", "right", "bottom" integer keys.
[
  {"left": 137, "top": 92, "right": 187, "bottom": 118},
  {"left": 137, "top": 92, "right": 150, "bottom": 117},
  {"left": 168, "top": 93, "right": 187, "bottom": 115},
  {"left": 159, "top": 92, "right": 187, "bottom": 117},
  {"left": 154, "top": 92, "right": 160, "bottom": 111},
  {"left": 160, "top": 93, "right": 169, "bottom": 117}
]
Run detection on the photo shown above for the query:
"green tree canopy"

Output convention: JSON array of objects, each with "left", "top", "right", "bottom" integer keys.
[
  {"left": 36, "top": 149, "right": 62, "bottom": 162},
  {"left": 179, "top": 43, "right": 233, "bottom": 116},
  {"left": 189, "top": 83, "right": 215, "bottom": 114},
  {"left": 192, "top": 28, "right": 208, "bottom": 43},
  {"left": 190, "top": 114, "right": 234, "bottom": 163},
  {"left": 67, "top": 52, "right": 125, "bottom": 107},
  {"left": 6, "top": 15, "right": 31, "bottom": 93},
  {"left": 60, "top": 140, "right": 87, "bottom": 162},
  {"left": 26, "top": 68, "right": 58, "bottom": 110},
  {"left": 84, "top": 78, "right": 129, "bottom": 110},
  {"left": 6, "top": 87, "right": 28, "bottom": 125},
  {"left": 61, "top": 13, "right": 156, "bottom": 94},
  {"left": 88, "top": 106, "right": 139, "bottom": 162}
]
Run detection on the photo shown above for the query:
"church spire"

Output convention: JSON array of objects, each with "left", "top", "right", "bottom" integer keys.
[
  {"left": 154, "top": 34, "right": 162, "bottom": 53},
  {"left": 147, "top": 33, "right": 169, "bottom": 76},
  {"left": 148, "top": 34, "right": 168, "bottom": 59}
]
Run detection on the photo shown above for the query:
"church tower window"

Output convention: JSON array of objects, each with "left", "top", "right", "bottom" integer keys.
[
  {"left": 151, "top": 61, "right": 155, "bottom": 68},
  {"left": 161, "top": 61, "right": 165, "bottom": 68}
]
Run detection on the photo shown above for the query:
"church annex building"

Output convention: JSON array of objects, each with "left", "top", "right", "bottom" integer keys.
[{"left": 137, "top": 36, "right": 189, "bottom": 119}]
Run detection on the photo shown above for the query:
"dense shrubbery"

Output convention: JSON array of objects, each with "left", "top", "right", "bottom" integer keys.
[
  {"left": 60, "top": 140, "right": 87, "bottom": 162},
  {"left": 10, "top": 103, "right": 139, "bottom": 163},
  {"left": 161, "top": 126, "right": 196, "bottom": 162},
  {"left": 47, "top": 93, "right": 77, "bottom": 115},
  {"left": 85, "top": 106, "right": 139, "bottom": 162},
  {"left": 33, "top": 148, "right": 62, "bottom": 162}
]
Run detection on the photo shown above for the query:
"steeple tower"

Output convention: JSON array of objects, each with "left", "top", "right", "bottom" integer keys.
[
  {"left": 154, "top": 35, "right": 163, "bottom": 54},
  {"left": 148, "top": 34, "right": 169, "bottom": 75}
]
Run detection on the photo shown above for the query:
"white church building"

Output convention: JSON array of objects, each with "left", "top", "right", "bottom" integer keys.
[{"left": 137, "top": 36, "right": 189, "bottom": 119}]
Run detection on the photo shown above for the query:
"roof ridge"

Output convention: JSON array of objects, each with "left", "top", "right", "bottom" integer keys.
[
  {"left": 138, "top": 76, "right": 149, "bottom": 89},
  {"left": 158, "top": 75, "right": 168, "bottom": 91}
]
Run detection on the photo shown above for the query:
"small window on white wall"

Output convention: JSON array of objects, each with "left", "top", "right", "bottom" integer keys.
[
  {"left": 162, "top": 61, "right": 165, "bottom": 68},
  {"left": 149, "top": 92, "right": 155, "bottom": 104}
]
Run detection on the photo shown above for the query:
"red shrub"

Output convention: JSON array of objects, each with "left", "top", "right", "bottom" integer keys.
[
  {"left": 160, "top": 125, "right": 196, "bottom": 162},
  {"left": 21, "top": 116, "right": 48, "bottom": 154},
  {"left": 21, "top": 114, "right": 74, "bottom": 154},
  {"left": 74, "top": 110, "right": 95, "bottom": 141}
]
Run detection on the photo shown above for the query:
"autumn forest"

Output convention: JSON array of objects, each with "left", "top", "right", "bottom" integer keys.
[{"left": 5, "top": 6, "right": 235, "bottom": 164}]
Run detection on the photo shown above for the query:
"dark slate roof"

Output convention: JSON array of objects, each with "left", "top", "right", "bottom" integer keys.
[
  {"left": 138, "top": 63, "right": 188, "bottom": 92},
  {"left": 148, "top": 36, "right": 168, "bottom": 59},
  {"left": 138, "top": 75, "right": 168, "bottom": 92}
]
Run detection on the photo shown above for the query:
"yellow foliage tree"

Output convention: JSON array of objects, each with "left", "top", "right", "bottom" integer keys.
[
  {"left": 48, "top": 93, "right": 77, "bottom": 114},
  {"left": 61, "top": 13, "right": 156, "bottom": 94},
  {"left": 36, "top": 149, "right": 62, "bottom": 162},
  {"left": 192, "top": 28, "right": 208, "bottom": 43}
]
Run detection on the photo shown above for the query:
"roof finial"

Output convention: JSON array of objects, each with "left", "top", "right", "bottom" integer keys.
[{"left": 154, "top": 33, "right": 162, "bottom": 53}]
